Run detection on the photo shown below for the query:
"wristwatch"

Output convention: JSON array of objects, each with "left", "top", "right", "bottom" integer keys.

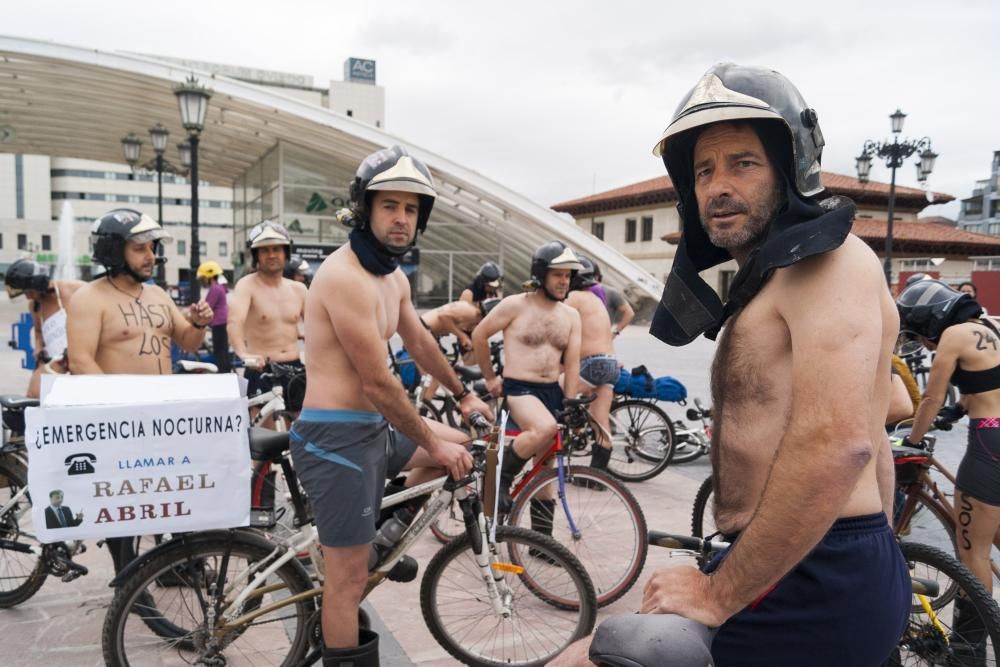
[{"left": 453, "top": 387, "right": 470, "bottom": 401}]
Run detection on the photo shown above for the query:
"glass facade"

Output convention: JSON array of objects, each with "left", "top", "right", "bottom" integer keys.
[{"left": 232, "top": 140, "right": 505, "bottom": 306}]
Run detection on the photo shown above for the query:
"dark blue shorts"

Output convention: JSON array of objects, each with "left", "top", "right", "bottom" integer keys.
[
  {"left": 705, "top": 513, "right": 909, "bottom": 666},
  {"left": 503, "top": 377, "right": 564, "bottom": 432}
]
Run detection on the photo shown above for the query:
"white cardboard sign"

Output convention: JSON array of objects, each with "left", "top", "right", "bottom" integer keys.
[{"left": 26, "top": 375, "right": 251, "bottom": 543}]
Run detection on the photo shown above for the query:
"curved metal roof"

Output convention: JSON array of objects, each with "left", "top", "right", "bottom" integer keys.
[{"left": 0, "top": 35, "right": 663, "bottom": 303}]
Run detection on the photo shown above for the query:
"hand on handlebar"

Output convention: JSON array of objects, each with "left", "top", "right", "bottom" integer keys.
[
  {"left": 458, "top": 392, "right": 495, "bottom": 423},
  {"left": 428, "top": 438, "right": 474, "bottom": 480},
  {"left": 241, "top": 355, "right": 265, "bottom": 371},
  {"left": 485, "top": 376, "right": 503, "bottom": 398},
  {"left": 934, "top": 404, "right": 966, "bottom": 430},
  {"left": 641, "top": 565, "right": 728, "bottom": 627},
  {"left": 901, "top": 434, "right": 929, "bottom": 449}
]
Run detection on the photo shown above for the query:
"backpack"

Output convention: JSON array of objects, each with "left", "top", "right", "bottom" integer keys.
[
  {"left": 394, "top": 349, "right": 419, "bottom": 391},
  {"left": 614, "top": 364, "right": 687, "bottom": 403}
]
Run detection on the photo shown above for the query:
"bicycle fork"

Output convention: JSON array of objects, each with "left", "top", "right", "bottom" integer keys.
[
  {"left": 456, "top": 485, "right": 514, "bottom": 618},
  {"left": 556, "top": 456, "right": 583, "bottom": 540}
]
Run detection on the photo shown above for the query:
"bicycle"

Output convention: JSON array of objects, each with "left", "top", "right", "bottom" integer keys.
[
  {"left": 898, "top": 339, "right": 959, "bottom": 408},
  {"left": 0, "top": 395, "right": 172, "bottom": 613},
  {"left": 432, "top": 397, "right": 649, "bottom": 608},
  {"left": 589, "top": 530, "right": 1000, "bottom": 666},
  {"left": 101, "top": 415, "right": 598, "bottom": 667}
]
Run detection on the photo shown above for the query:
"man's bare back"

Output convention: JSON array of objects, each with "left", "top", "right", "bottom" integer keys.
[
  {"left": 303, "top": 245, "right": 403, "bottom": 412},
  {"left": 67, "top": 279, "right": 190, "bottom": 375},
  {"left": 496, "top": 293, "right": 576, "bottom": 383},
  {"left": 229, "top": 272, "right": 306, "bottom": 364},
  {"left": 710, "top": 235, "right": 895, "bottom": 534},
  {"left": 565, "top": 290, "right": 613, "bottom": 358},
  {"left": 421, "top": 300, "right": 481, "bottom": 340},
  {"left": 36, "top": 279, "right": 86, "bottom": 321}
]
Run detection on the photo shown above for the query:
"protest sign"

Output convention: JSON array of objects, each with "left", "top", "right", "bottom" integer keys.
[{"left": 26, "top": 374, "right": 250, "bottom": 543}]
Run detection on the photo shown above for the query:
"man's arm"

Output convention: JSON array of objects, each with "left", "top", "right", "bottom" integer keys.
[
  {"left": 615, "top": 300, "right": 635, "bottom": 331},
  {"left": 562, "top": 307, "right": 582, "bottom": 398},
  {"left": 227, "top": 279, "right": 253, "bottom": 361},
  {"left": 30, "top": 303, "right": 45, "bottom": 358},
  {"left": 471, "top": 298, "right": 516, "bottom": 393},
  {"left": 436, "top": 303, "right": 475, "bottom": 351},
  {"left": 399, "top": 283, "right": 494, "bottom": 420},
  {"left": 66, "top": 287, "right": 104, "bottom": 374}
]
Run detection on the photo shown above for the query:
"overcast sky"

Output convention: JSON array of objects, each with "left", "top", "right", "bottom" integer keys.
[{"left": 6, "top": 0, "right": 999, "bottom": 219}]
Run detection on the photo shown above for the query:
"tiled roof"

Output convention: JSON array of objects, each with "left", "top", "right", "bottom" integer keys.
[
  {"left": 553, "top": 171, "right": 953, "bottom": 217},
  {"left": 662, "top": 219, "right": 1000, "bottom": 256}
]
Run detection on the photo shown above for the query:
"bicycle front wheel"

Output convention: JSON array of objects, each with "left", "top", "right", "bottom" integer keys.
[
  {"left": 509, "top": 465, "right": 647, "bottom": 607},
  {"left": 0, "top": 459, "right": 46, "bottom": 608},
  {"left": 102, "top": 531, "right": 316, "bottom": 667},
  {"left": 420, "top": 525, "right": 597, "bottom": 667},
  {"left": 893, "top": 541, "right": 1000, "bottom": 666}
]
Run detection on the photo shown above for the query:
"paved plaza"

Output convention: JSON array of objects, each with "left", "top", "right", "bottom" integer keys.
[{"left": 0, "top": 295, "right": 978, "bottom": 665}]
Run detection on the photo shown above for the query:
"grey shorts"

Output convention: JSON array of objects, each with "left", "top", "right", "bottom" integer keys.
[
  {"left": 387, "top": 427, "right": 418, "bottom": 480},
  {"left": 289, "top": 409, "right": 395, "bottom": 547},
  {"left": 580, "top": 354, "right": 619, "bottom": 387}
]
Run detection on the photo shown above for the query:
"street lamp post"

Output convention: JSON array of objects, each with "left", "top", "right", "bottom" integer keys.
[
  {"left": 121, "top": 124, "right": 184, "bottom": 287},
  {"left": 174, "top": 75, "right": 212, "bottom": 303},
  {"left": 856, "top": 109, "right": 938, "bottom": 287}
]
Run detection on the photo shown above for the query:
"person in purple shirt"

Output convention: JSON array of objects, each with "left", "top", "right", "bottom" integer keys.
[{"left": 198, "top": 261, "right": 231, "bottom": 371}]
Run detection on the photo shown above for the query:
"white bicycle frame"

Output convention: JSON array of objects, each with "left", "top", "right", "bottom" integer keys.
[
  {"left": 220, "top": 453, "right": 515, "bottom": 624},
  {"left": 248, "top": 386, "right": 287, "bottom": 432}
]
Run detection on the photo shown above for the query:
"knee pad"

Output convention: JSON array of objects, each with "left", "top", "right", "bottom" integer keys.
[{"left": 589, "top": 614, "right": 715, "bottom": 667}]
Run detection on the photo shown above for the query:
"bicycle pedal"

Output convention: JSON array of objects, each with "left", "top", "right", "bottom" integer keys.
[{"left": 386, "top": 555, "right": 419, "bottom": 583}]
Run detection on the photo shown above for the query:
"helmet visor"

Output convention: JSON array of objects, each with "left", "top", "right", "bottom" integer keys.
[
  {"left": 249, "top": 222, "right": 291, "bottom": 248},
  {"left": 131, "top": 228, "right": 172, "bottom": 245},
  {"left": 5, "top": 285, "right": 24, "bottom": 299}
]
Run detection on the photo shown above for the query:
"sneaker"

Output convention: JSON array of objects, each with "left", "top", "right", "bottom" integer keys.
[
  {"left": 527, "top": 547, "right": 563, "bottom": 567},
  {"left": 571, "top": 476, "right": 607, "bottom": 491}
]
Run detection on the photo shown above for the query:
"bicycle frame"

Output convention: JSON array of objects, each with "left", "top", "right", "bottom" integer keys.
[
  {"left": 507, "top": 428, "right": 583, "bottom": 539},
  {"left": 895, "top": 451, "right": 1000, "bottom": 580}
]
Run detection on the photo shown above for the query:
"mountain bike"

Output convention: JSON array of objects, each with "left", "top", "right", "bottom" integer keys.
[
  {"left": 101, "top": 416, "right": 597, "bottom": 667},
  {"left": 431, "top": 397, "right": 649, "bottom": 607}
]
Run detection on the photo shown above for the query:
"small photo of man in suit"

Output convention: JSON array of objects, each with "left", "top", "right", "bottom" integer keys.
[{"left": 45, "top": 490, "right": 83, "bottom": 529}]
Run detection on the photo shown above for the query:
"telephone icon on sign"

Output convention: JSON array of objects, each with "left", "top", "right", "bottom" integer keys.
[{"left": 65, "top": 453, "right": 96, "bottom": 476}]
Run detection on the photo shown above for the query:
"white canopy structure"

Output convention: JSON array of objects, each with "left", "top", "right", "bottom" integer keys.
[{"left": 0, "top": 35, "right": 663, "bottom": 305}]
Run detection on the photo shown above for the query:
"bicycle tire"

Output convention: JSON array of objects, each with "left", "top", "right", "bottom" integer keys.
[
  {"left": 430, "top": 496, "right": 467, "bottom": 544},
  {"left": 418, "top": 399, "right": 443, "bottom": 422},
  {"left": 892, "top": 541, "right": 1000, "bottom": 666},
  {"left": 0, "top": 459, "right": 46, "bottom": 608},
  {"left": 690, "top": 475, "right": 715, "bottom": 539},
  {"left": 605, "top": 400, "right": 676, "bottom": 482},
  {"left": 670, "top": 436, "right": 708, "bottom": 465},
  {"left": 102, "top": 531, "right": 316, "bottom": 667},
  {"left": 895, "top": 489, "right": 959, "bottom": 561},
  {"left": 509, "top": 465, "right": 647, "bottom": 607},
  {"left": 420, "top": 525, "right": 597, "bottom": 667}
]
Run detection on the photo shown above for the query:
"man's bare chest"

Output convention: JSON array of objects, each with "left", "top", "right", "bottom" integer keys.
[
  {"left": 510, "top": 311, "right": 570, "bottom": 350},
  {"left": 103, "top": 299, "right": 175, "bottom": 356},
  {"left": 250, "top": 291, "right": 301, "bottom": 325},
  {"left": 712, "top": 304, "right": 789, "bottom": 408}
]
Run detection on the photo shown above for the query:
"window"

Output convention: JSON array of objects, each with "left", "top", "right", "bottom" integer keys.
[
  {"left": 900, "top": 258, "right": 933, "bottom": 270},
  {"left": 17, "top": 234, "right": 27, "bottom": 250},
  {"left": 41, "top": 235, "right": 51, "bottom": 251},
  {"left": 0, "top": 233, "right": 3, "bottom": 248},
  {"left": 592, "top": 221, "right": 605, "bottom": 240},
  {"left": 641, "top": 216, "right": 653, "bottom": 242},
  {"left": 219, "top": 241, "right": 228, "bottom": 257},
  {"left": 376, "top": 120, "right": 381, "bottom": 128},
  {"left": 346, "top": 110, "right": 353, "bottom": 117},
  {"left": 199, "top": 241, "right": 207, "bottom": 257},
  {"left": 177, "top": 240, "right": 187, "bottom": 256},
  {"left": 973, "top": 256, "right": 1000, "bottom": 271},
  {"left": 625, "top": 218, "right": 637, "bottom": 243}
]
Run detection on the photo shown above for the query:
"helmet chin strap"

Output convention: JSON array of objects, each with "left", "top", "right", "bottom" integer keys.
[{"left": 363, "top": 222, "right": 413, "bottom": 258}]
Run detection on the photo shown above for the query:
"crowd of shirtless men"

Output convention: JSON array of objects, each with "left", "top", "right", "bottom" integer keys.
[{"left": 4, "top": 61, "right": 962, "bottom": 666}]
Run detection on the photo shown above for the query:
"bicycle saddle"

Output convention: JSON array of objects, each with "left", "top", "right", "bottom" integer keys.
[
  {"left": 176, "top": 360, "right": 219, "bottom": 374},
  {"left": 454, "top": 364, "right": 483, "bottom": 382},
  {"left": 249, "top": 427, "right": 290, "bottom": 462},
  {"left": 589, "top": 613, "right": 716, "bottom": 667},
  {"left": 0, "top": 395, "right": 40, "bottom": 410}
]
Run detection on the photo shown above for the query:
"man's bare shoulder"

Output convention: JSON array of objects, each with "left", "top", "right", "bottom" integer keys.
[
  {"left": 69, "top": 278, "right": 109, "bottom": 306},
  {"left": 286, "top": 278, "right": 308, "bottom": 298},
  {"left": 776, "top": 235, "right": 881, "bottom": 292},
  {"left": 313, "top": 247, "right": 373, "bottom": 293},
  {"left": 556, "top": 300, "right": 582, "bottom": 322},
  {"left": 233, "top": 273, "right": 258, "bottom": 292},
  {"left": 141, "top": 283, "right": 173, "bottom": 303}
]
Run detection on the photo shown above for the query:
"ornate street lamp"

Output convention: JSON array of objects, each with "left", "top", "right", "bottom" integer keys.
[
  {"left": 120, "top": 124, "right": 184, "bottom": 286},
  {"left": 856, "top": 109, "right": 938, "bottom": 286},
  {"left": 174, "top": 75, "right": 212, "bottom": 302}
]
